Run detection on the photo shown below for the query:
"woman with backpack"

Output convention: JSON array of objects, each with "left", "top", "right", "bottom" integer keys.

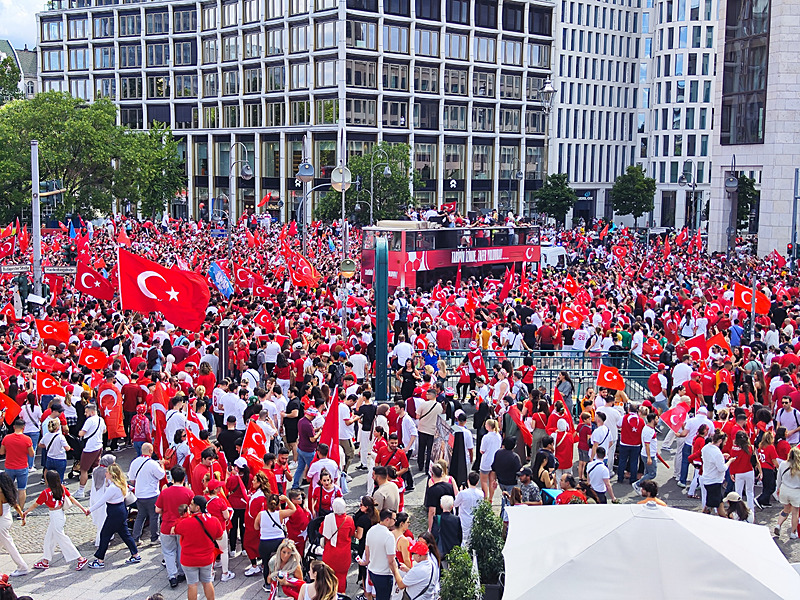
[{"left": 40, "top": 419, "right": 71, "bottom": 482}]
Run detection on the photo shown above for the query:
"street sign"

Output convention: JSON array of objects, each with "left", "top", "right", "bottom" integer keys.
[
  {"left": 210, "top": 229, "right": 228, "bottom": 238},
  {"left": 0, "top": 264, "right": 32, "bottom": 274},
  {"left": 43, "top": 265, "right": 77, "bottom": 275}
]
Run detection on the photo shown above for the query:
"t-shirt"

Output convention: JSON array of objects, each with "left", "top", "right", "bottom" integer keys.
[
  {"left": 491, "top": 449, "right": 522, "bottom": 486},
  {"left": 757, "top": 444, "right": 778, "bottom": 471},
  {"left": 216, "top": 428, "right": 243, "bottom": 464},
  {"left": 174, "top": 513, "right": 224, "bottom": 567},
  {"left": 590, "top": 425, "right": 612, "bottom": 454},
  {"left": 415, "top": 399, "right": 442, "bottom": 436},
  {"left": 36, "top": 487, "right": 72, "bottom": 510},
  {"left": 479, "top": 432, "right": 502, "bottom": 472},
  {"left": 586, "top": 459, "right": 610, "bottom": 493},
  {"left": 41, "top": 431, "right": 69, "bottom": 460},
  {"left": 365, "top": 524, "right": 396, "bottom": 576},
  {"left": 401, "top": 559, "right": 437, "bottom": 600},
  {"left": 356, "top": 404, "right": 378, "bottom": 431},
  {"left": 640, "top": 425, "right": 658, "bottom": 458},
  {"left": 81, "top": 415, "right": 106, "bottom": 453},
  {"left": 297, "top": 417, "right": 317, "bottom": 453},
  {"left": 121, "top": 382, "right": 146, "bottom": 412},
  {"left": 156, "top": 484, "right": 195, "bottom": 534},
  {"left": 1, "top": 433, "right": 32, "bottom": 470},
  {"left": 424, "top": 481, "right": 456, "bottom": 515}
]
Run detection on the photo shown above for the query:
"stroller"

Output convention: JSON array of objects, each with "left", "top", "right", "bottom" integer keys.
[{"left": 302, "top": 514, "right": 326, "bottom": 576}]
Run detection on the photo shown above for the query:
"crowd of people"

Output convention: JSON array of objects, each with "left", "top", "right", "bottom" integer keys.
[{"left": 0, "top": 210, "right": 796, "bottom": 599}]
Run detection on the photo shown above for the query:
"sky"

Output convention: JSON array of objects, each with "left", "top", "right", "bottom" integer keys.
[{"left": 0, "top": 0, "right": 38, "bottom": 50}]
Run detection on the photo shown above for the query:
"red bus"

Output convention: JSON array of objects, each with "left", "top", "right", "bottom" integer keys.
[{"left": 360, "top": 221, "right": 541, "bottom": 290}]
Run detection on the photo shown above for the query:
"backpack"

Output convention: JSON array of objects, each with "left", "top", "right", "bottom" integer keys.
[
  {"left": 397, "top": 299, "right": 409, "bottom": 322},
  {"left": 146, "top": 347, "right": 159, "bottom": 369},
  {"left": 331, "top": 362, "right": 346, "bottom": 387}
]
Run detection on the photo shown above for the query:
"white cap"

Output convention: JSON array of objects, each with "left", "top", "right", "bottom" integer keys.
[{"left": 697, "top": 406, "right": 708, "bottom": 414}]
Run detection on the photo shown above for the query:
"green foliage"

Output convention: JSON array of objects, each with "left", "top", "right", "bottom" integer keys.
[
  {"left": 0, "top": 56, "right": 22, "bottom": 105},
  {"left": 736, "top": 173, "right": 759, "bottom": 231},
  {"left": 314, "top": 142, "right": 420, "bottom": 225},
  {"left": 610, "top": 164, "right": 657, "bottom": 226},
  {"left": 0, "top": 92, "right": 186, "bottom": 224},
  {"left": 533, "top": 173, "right": 578, "bottom": 223},
  {"left": 440, "top": 545, "right": 482, "bottom": 600},
  {"left": 468, "top": 501, "right": 505, "bottom": 584}
]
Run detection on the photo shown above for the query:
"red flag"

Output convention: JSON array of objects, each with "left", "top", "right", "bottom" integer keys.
[
  {"left": 319, "top": 387, "right": 341, "bottom": 466},
  {"left": 440, "top": 305, "right": 462, "bottom": 326},
  {"left": 564, "top": 274, "right": 579, "bottom": 295},
  {"left": 675, "top": 228, "right": 688, "bottom": 247},
  {"left": 508, "top": 406, "right": 532, "bottom": 447},
  {"left": 0, "top": 236, "right": 15, "bottom": 259},
  {"left": 78, "top": 348, "right": 108, "bottom": 370},
  {"left": 440, "top": 201, "right": 457, "bottom": 212},
  {"left": 75, "top": 260, "right": 115, "bottom": 301},
  {"left": 685, "top": 333, "right": 708, "bottom": 361},
  {"left": 253, "top": 308, "right": 273, "bottom": 329},
  {"left": 245, "top": 228, "right": 256, "bottom": 248},
  {"left": 706, "top": 332, "right": 732, "bottom": 356},
  {"left": 596, "top": 364, "right": 626, "bottom": 390},
  {"left": 0, "top": 224, "right": 12, "bottom": 238},
  {"left": 468, "top": 349, "right": 488, "bottom": 380},
  {"left": 288, "top": 221, "right": 298, "bottom": 237},
  {"left": 0, "top": 392, "right": 20, "bottom": 426},
  {"left": 769, "top": 249, "right": 787, "bottom": 268},
  {"left": 611, "top": 245, "right": 627, "bottom": 259},
  {"left": 598, "top": 223, "right": 609, "bottom": 240},
  {"left": 117, "top": 248, "right": 210, "bottom": 331},
  {"left": 643, "top": 337, "right": 662, "bottom": 357},
  {"left": 663, "top": 237, "right": 671, "bottom": 258},
  {"left": 35, "top": 319, "right": 70, "bottom": 344},
  {"left": 498, "top": 267, "right": 514, "bottom": 302},
  {"left": 0, "top": 302, "right": 16, "bottom": 323},
  {"left": 18, "top": 225, "right": 29, "bottom": 254},
  {"left": 36, "top": 372, "right": 64, "bottom": 396},
  {"left": 559, "top": 304, "right": 582, "bottom": 329},
  {"left": 660, "top": 403, "right": 689, "bottom": 433},
  {"left": 185, "top": 427, "right": 207, "bottom": 457},
  {"left": 232, "top": 263, "right": 263, "bottom": 290},
  {"left": 240, "top": 419, "right": 270, "bottom": 471},
  {"left": 30, "top": 351, "right": 55, "bottom": 372},
  {"left": 732, "top": 282, "right": 770, "bottom": 315},
  {"left": 117, "top": 227, "right": 132, "bottom": 248},
  {"left": 432, "top": 284, "right": 446, "bottom": 304},
  {"left": 286, "top": 250, "right": 320, "bottom": 288},
  {"left": 0, "top": 362, "right": 22, "bottom": 379},
  {"left": 98, "top": 381, "right": 125, "bottom": 438}
]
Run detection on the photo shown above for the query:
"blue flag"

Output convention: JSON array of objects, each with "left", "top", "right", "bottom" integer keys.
[
  {"left": 328, "top": 238, "right": 336, "bottom": 253},
  {"left": 209, "top": 261, "right": 234, "bottom": 299},
  {"left": 68, "top": 221, "right": 77, "bottom": 238}
]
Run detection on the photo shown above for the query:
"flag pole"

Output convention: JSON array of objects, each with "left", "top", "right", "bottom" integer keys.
[{"left": 750, "top": 271, "right": 756, "bottom": 341}]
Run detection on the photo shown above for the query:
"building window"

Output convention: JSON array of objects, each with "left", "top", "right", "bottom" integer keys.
[
  {"left": 346, "top": 21, "right": 377, "bottom": 49},
  {"left": 68, "top": 48, "right": 89, "bottom": 70},
  {"left": 502, "top": 3, "right": 524, "bottom": 32},
  {"left": 444, "top": 69, "right": 468, "bottom": 95},
  {"left": 147, "top": 43, "right": 169, "bottom": 67},
  {"left": 93, "top": 16, "right": 114, "bottom": 38},
  {"left": 266, "top": 65, "right": 285, "bottom": 91},
  {"left": 95, "top": 77, "right": 116, "bottom": 98},
  {"left": 244, "top": 67, "right": 262, "bottom": 93},
  {"left": 244, "top": 103, "right": 262, "bottom": 127},
  {"left": 244, "top": 32, "right": 261, "bottom": 58},
  {"left": 413, "top": 101, "right": 439, "bottom": 129},
  {"left": 501, "top": 40, "right": 522, "bottom": 65},
  {"left": 525, "top": 110, "right": 545, "bottom": 134},
  {"left": 475, "top": 0, "right": 497, "bottom": 28},
  {"left": 499, "top": 74, "right": 521, "bottom": 99},
  {"left": 203, "top": 106, "right": 218, "bottom": 128},
  {"left": 175, "top": 74, "right": 198, "bottom": 97},
  {"left": 120, "top": 77, "right": 142, "bottom": 99},
  {"left": 415, "top": 29, "right": 439, "bottom": 57},
  {"left": 94, "top": 46, "right": 115, "bottom": 69},
  {"left": 202, "top": 4, "right": 217, "bottom": 30},
  {"left": 120, "top": 108, "right": 143, "bottom": 129},
  {"left": 119, "top": 14, "right": 141, "bottom": 36},
  {"left": 346, "top": 98, "right": 377, "bottom": 125},
  {"left": 290, "top": 25, "right": 310, "bottom": 53},
  {"left": 472, "top": 144, "right": 493, "bottom": 179},
  {"left": 147, "top": 75, "right": 170, "bottom": 98},
  {"left": 529, "top": 7, "right": 551, "bottom": 36},
  {"left": 316, "top": 98, "right": 339, "bottom": 124},
  {"left": 382, "top": 99, "right": 408, "bottom": 127},
  {"left": 203, "top": 72, "right": 218, "bottom": 97},
  {"left": 499, "top": 108, "right": 521, "bottom": 132},
  {"left": 317, "top": 0, "right": 337, "bottom": 10},
  {"left": 266, "top": 30, "right": 284, "bottom": 55},
  {"left": 415, "top": 0, "right": 440, "bottom": 21},
  {"left": 446, "top": 0, "right": 469, "bottom": 25},
  {"left": 290, "top": 0, "right": 309, "bottom": 15},
  {"left": 316, "top": 21, "right": 337, "bottom": 49},
  {"left": 291, "top": 63, "right": 309, "bottom": 90},
  {"left": 222, "top": 70, "right": 239, "bottom": 95},
  {"left": 291, "top": 100, "right": 310, "bottom": 125},
  {"left": 266, "top": 0, "right": 285, "bottom": 19},
  {"left": 222, "top": 105, "right": 239, "bottom": 127},
  {"left": 174, "top": 42, "right": 194, "bottom": 66},
  {"left": 316, "top": 60, "right": 337, "bottom": 88},
  {"left": 473, "top": 72, "right": 495, "bottom": 97},
  {"left": 472, "top": 106, "right": 495, "bottom": 132},
  {"left": 266, "top": 102, "right": 285, "bottom": 126},
  {"left": 444, "top": 33, "right": 468, "bottom": 60},
  {"left": 346, "top": 60, "right": 377, "bottom": 88},
  {"left": 414, "top": 143, "right": 437, "bottom": 178},
  {"left": 526, "top": 76, "right": 545, "bottom": 100},
  {"left": 146, "top": 12, "right": 168, "bottom": 35},
  {"left": 42, "top": 79, "right": 65, "bottom": 93},
  {"left": 222, "top": 2, "right": 239, "bottom": 27},
  {"left": 68, "top": 18, "right": 88, "bottom": 40},
  {"left": 528, "top": 43, "right": 550, "bottom": 68},
  {"left": 383, "top": 25, "right": 409, "bottom": 54},
  {"left": 42, "top": 20, "right": 63, "bottom": 41},
  {"left": 383, "top": 63, "right": 408, "bottom": 90},
  {"left": 222, "top": 35, "right": 239, "bottom": 61},
  {"left": 443, "top": 104, "right": 467, "bottom": 131},
  {"left": 202, "top": 39, "right": 217, "bottom": 64},
  {"left": 414, "top": 66, "right": 439, "bottom": 93},
  {"left": 384, "top": 0, "right": 409, "bottom": 16},
  {"left": 69, "top": 78, "right": 90, "bottom": 100},
  {"left": 474, "top": 36, "right": 496, "bottom": 63},
  {"left": 174, "top": 9, "right": 197, "bottom": 32}
]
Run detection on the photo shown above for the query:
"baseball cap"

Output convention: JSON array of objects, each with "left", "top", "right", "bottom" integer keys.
[
  {"left": 409, "top": 540, "right": 429, "bottom": 555},
  {"left": 234, "top": 457, "right": 248, "bottom": 469},
  {"left": 339, "top": 351, "right": 347, "bottom": 358},
  {"left": 517, "top": 467, "right": 533, "bottom": 477},
  {"left": 657, "top": 363, "right": 666, "bottom": 370},
  {"left": 207, "top": 479, "right": 225, "bottom": 491},
  {"left": 469, "top": 341, "right": 478, "bottom": 350},
  {"left": 445, "top": 387, "right": 455, "bottom": 396},
  {"left": 697, "top": 406, "right": 708, "bottom": 414},
  {"left": 192, "top": 495, "right": 208, "bottom": 512}
]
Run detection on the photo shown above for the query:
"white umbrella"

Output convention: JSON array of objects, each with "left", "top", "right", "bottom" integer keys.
[{"left": 503, "top": 502, "right": 800, "bottom": 600}]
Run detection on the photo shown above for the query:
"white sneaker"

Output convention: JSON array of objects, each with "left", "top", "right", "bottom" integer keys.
[
  {"left": 221, "top": 571, "right": 235, "bottom": 582},
  {"left": 28, "top": 467, "right": 37, "bottom": 474},
  {"left": 74, "top": 489, "right": 85, "bottom": 500},
  {"left": 9, "top": 569, "right": 29, "bottom": 577},
  {"left": 791, "top": 532, "right": 799, "bottom": 540},
  {"left": 229, "top": 550, "right": 240, "bottom": 558},
  {"left": 244, "top": 565, "right": 262, "bottom": 577}
]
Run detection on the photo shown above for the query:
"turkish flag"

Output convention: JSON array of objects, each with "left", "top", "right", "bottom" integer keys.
[
  {"left": 684, "top": 334, "right": 708, "bottom": 361},
  {"left": 611, "top": 245, "right": 627, "bottom": 259},
  {"left": 185, "top": 426, "right": 208, "bottom": 457},
  {"left": 660, "top": 403, "right": 689, "bottom": 434},
  {"left": 78, "top": 347, "right": 108, "bottom": 370},
  {"left": 0, "top": 224, "right": 12, "bottom": 239},
  {"left": 732, "top": 282, "right": 770, "bottom": 315},
  {"left": 643, "top": 337, "right": 662, "bottom": 357},
  {"left": 117, "top": 227, "right": 132, "bottom": 247},
  {"left": 440, "top": 201, "right": 457, "bottom": 212},
  {"left": 663, "top": 237, "right": 671, "bottom": 258},
  {"left": 508, "top": 406, "right": 532, "bottom": 447},
  {"left": 0, "top": 236, "right": 15, "bottom": 259},
  {"left": 232, "top": 263, "right": 263, "bottom": 290},
  {"left": 706, "top": 332, "right": 732, "bottom": 356},
  {"left": 253, "top": 308, "right": 273, "bottom": 329},
  {"left": 286, "top": 250, "right": 320, "bottom": 288},
  {"left": 18, "top": 226, "right": 29, "bottom": 254},
  {"left": 319, "top": 388, "right": 341, "bottom": 466},
  {"left": 559, "top": 304, "right": 582, "bottom": 329},
  {"left": 98, "top": 381, "right": 124, "bottom": 438},
  {"left": 117, "top": 249, "right": 210, "bottom": 331},
  {"left": 468, "top": 349, "right": 488, "bottom": 380},
  {"left": 596, "top": 364, "right": 626, "bottom": 391},
  {"left": 675, "top": 228, "right": 688, "bottom": 247},
  {"left": 240, "top": 420, "right": 270, "bottom": 472},
  {"left": 769, "top": 249, "right": 787, "bottom": 268},
  {"left": 36, "top": 372, "right": 64, "bottom": 396},
  {"left": 0, "top": 362, "right": 21, "bottom": 379},
  {"left": 432, "top": 284, "right": 446, "bottom": 304},
  {"left": 598, "top": 223, "right": 609, "bottom": 240},
  {"left": 0, "top": 302, "right": 16, "bottom": 322},
  {"left": 252, "top": 283, "right": 272, "bottom": 298},
  {"left": 564, "top": 274, "right": 579, "bottom": 295},
  {"left": 440, "top": 305, "right": 462, "bottom": 326},
  {"left": 35, "top": 319, "right": 70, "bottom": 344},
  {"left": 498, "top": 267, "right": 514, "bottom": 302},
  {"left": 0, "top": 392, "right": 20, "bottom": 425},
  {"left": 75, "top": 261, "right": 115, "bottom": 301}
]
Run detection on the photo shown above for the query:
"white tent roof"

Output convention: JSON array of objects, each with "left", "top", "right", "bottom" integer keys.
[{"left": 503, "top": 503, "right": 800, "bottom": 600}]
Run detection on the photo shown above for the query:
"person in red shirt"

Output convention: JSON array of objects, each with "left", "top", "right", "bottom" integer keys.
[
  {"left": 685, "top": 371, "right": 704, "bottom": 410},
  {"left": 700, "top": 370, "right": 717, "bottom": 412},
  {"left": 0, "top": 419, "right": 35, "bottom": 509},
  {"left": 205, "top": 480, "right": 234, "bottom": 582},
  {"left": 553, "top": 420, "right": 575, "bottom": 479},
  {"left": 728, "top": 430, "right": 760, "bottom": 511},
  {"left": 375, "top": 434, "right": 410, "bottom": 480},
  {"left": 319, "top": 497, "right": 355, "bottom": 593},
  {"left": 174, "top": 495, "right": 224, "bottom": 600},
  {"left": 756, "top": 430, "right": 780, "bottom": 508},
  {"left": 555, "top": 473, "right": 587, "bottom": 504},
  {"left": 776, "top": 427, "right": 792, "bottom": 460},
  {"left": 617, "top": 407, "right": 644, "bottom": 484},
  {"left": 435, "top": 325, "right": 453, "bottom": 355},
  {"left": 285, "top": 489, "right": 311, "bottom": 556},
  {"left": 192, "top": 448, "right": 222, "bottom": 496},
  {"left": 155, "top": 466, "right": 195, "bottom": 587},
  {"left": 576, "top": 412, "right": 593, "bottom": 479}
]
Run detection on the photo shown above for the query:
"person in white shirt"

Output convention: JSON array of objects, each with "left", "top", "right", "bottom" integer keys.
[
  {"left": 394, "top": 336, "right": 414, "bottom": 366},
  {"left": 164, "top": 396, "right": 188, "bottom": 444},
  {"left": 677, "top": 406, "right": 715, "bottom": 486},
  {"left": 453, "top": 472, "right": 484, "bottom": 542},
  {"left": 221, "top": 384, "right": 247, "bottom": 431},
  {"left": 631, "top": 325, "right": 644, "bottom": 357},
  {"left": 306, "top": 444, "right": 341, "bottom": 489},
  {"left": 339, "top": 395, "right": 358, "bottom": 473},
  {"left": 586, "top": 447, "right": 617, "bottom": 503},
  {"left": 359, "top": 510, "right": 400, "bottom": 598},
  {"left": 75, "top": 404, "right": 107, "bottom": 499},
  {"left": 701, "top": 431, "right": 734, "bottom": 515},
  {"left": 349, "top": 348, "right": 369, "bottom": 383},
  {"left": 633, "top": 412, "right": 659, "bottom": 494},
  {"left": 671, "top": 355, "right": 693, "bottom": 389},
  {"left": 590, "top": 412, "right": 612, "bottom": 462},
  {"left": 595, "top": 398, "right": 621, "bottom": 465},
  {"left": 127, "top": 443, "right": 166, "bottom": 545},
  {"left": 775, "top": 398, "right": 800, "bottom": 445}
]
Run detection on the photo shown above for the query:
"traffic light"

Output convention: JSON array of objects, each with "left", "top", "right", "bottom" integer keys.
[
  {"left": 789, "top": 244, "right": 798, "bottom": 260},
  {"left": 65, "top": 243, "right": 77, "bottom": 265}
]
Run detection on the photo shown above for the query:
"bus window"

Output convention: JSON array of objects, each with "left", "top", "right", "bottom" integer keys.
[
  {"left": 435, "top": 229, "right": 460, "bottom": 249},
  {"left": 405, "top": 232, "right": 417, "bottom": 252},
  {"left": 459, "top": 232, "right": 472, "bottom": 247},
  {"left": 525, "top": 228, "right": 540, "bottom": 245},
  {"left": 363, "top": 231, "right": 376, "bottom": 250},
  {"left": 391, "top": 231, "right": 403, "bottom": 251},
  {"left": 419, "top": 231, "right": 436, "bottom": 251},
  {"left": 492, "top": 228, "right": 510, "bottom": 246}
]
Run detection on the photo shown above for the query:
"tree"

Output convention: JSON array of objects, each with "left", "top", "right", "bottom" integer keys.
[
  {"left": 314, "top": 142, "right": 420, "bottom": 225},
  {"left": 468, "top": 501, "right": 505, "bottom": 585},
  {"left": 0, "top": 56, "right": 22, "bottom": 105},
  {"left": 532, "top": 173, "right": 577, "bottom": 224},
  {"left": 736, "top": 173, "right": 759, "bottom": 231},
  {"left": 609, "top": 164, "right": 657, "bottom": 227}
]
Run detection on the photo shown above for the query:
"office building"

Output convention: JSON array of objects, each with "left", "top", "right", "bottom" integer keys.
[{"left": 36, "top": 0, "right": 555, "bottom": 221}]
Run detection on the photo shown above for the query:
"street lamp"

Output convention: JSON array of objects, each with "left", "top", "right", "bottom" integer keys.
[
  {"left": 370, "top": 147, "right": 392, "bottom": 226},
  {"left": 331, "top": 163, "right": 352, "bottom": 259},
  {"left": 537, "top": 79, "right": 557, "bottom": 220},
  {"left": 725, "top": 155, "right": 739, "bottom": 258},
  {"left": 678, "top": 160, "right": 701, "bottom": 234},
  {"left": 503, "top": 157, "right": 524, "bottom": 214},
  {"left": 212, "top": 202, "right": 233, "bottom": 265},
  {"left": 227, "top": 141, "right": 253, "bottom": 225}
]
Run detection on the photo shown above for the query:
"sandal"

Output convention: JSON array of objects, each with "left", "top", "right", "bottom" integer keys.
[{"left": 33, "top": 560, "right": 49, "bottom": 570}]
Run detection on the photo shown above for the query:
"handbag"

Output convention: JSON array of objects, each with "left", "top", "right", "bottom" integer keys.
[
  {"left": 124, "top": 490, "right": 137, "bottom": 506},
  {"left": 194, "top": 515, "right": 223, "bottom": 558}
]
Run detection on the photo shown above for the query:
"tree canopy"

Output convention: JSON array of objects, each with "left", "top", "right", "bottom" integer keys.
[
  {"left": 609, "top": 164, "right": 656, "bottom": 226},
  {"left": 532, "top": 173, "right": 577, "bottom": 223},
  {"left": 0, "top": 56, "right": 22, "bottom": 105},
  {"left": 314, "top": 142, "right": 419, "bottom": 225},
  {"left": 736, "top": 173, "right": 759, "bottom": 232},
  {"left": 0, "top": 91, "right": 186, "bottom": 223}
]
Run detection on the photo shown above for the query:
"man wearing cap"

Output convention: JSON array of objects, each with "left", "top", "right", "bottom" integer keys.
[
  {"left": 516, "top": 467, "right": 543, "bottom": 505},
  {"left": 128, "top": 442, "right": 166, "bottom": 546},
  {"left": 391, "top": 539, "right": 438, "bottom": 600},
  {"left": 174, "top": 495, "right": 224, "bottom": 600},
  {"left": 647, "top": 364, "right": 669, "bottom": 412}
]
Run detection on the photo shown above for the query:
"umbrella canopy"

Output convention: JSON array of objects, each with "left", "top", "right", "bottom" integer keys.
[{"left": 503, "top": 502, "right": 800, "bottom": 600}]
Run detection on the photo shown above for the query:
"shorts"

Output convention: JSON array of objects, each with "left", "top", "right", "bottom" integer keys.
[
  {"left": 480, "top": 469, "right": 491, "bottom": 475},
  {"left": 578, "top": 449, "right": 590, "bottom": 463},
  {"left": 779, "top": 487, "right": 800, "bottom": 508},
  {"left": 4, "top": 468, "right": 28, "bottom": 490},
  {"left": 704, "top": 482, "right": 723, "bottom": 509},
  {"left": 80, "top": 449, "right": 102, "bottom": 472},
  {"left": 183, "top": 564, "right": 213, "bottom": 585}
]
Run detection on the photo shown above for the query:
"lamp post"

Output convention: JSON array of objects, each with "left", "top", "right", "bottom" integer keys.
[
  {"left": 678, "top": 160, "right": 701, "bottom": 234},
  {"left": 725, "top": 155, "right": 739, "bottom": 258},
  {"left": 370, "top": 147, "right": 391, "bottom": 226},
  {"left": 535, "top": 79, "right": 556, "bottom": 219},
  {"left": 296, "top": 159, "right": 315, "bottom": 256},
  {"left": 331, "top": 163, "right": 352, "bottom": 259},
  {"left": 504, "top": 157, "right": 524, "bottom": 215},
  {"left": 227, "top": 141, "right": 253, "bottom": 226},
  {"left": 212, "top": 205, "right": 233, "bottom": 265}
]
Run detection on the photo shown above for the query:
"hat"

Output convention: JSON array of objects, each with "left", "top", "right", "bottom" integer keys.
[
  {"left": 322, "top": 351, "right": 331, "bottom": 357},
  {"left": 557, "top": 418, "right": 568, "bottom": 432},
  {"left": 445, "top": 387, "right": 455, "bottom": 396},
  {"left": 207, "top": 479, "right": 225, "bottom": 491},
  {"left": 306, "top": 407, "right": 319, "bottom": 416},
  {"left": 657, "top": 363, "right": 666, "bottom": 370},
  {"left": 233, "top": 457, "right": 248, "bottom": 469},
  {"left": 409, "top": 540, "right": 429, "bottom": 556},
  {"left": 192, "top": 495, "right": 208, "bottom": 511},
  {"left": 642, "top": 399, "right": 653, "bottom": 409},
  {"left": 691, "top": 371, "right": 701, "bottom": 378},
  {"left": 339, "top": 351, "right": 347, "bottom": 358},
  {"left": 469, "top": 341, "right": 478, "bottom": 350},
  {"left": 293, "top": 342, "right": 302, "bottom": 350},
  {"left": 724, "top": 491, "right": 742, "bottom": 503},
  {"left": 517, "top": 467, "right": 533, "bottom": 477},
  {"left": 455, "top": 410, "right": 467, "bottom": 422},
  {"left": 697, "top": 406, "right": 708, "bottom": 414}
]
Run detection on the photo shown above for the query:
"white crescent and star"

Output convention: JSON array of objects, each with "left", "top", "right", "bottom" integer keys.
[
  {"left": 137, "top": 270, "right": 179, "bottom": 302},
  {"left": 42, "top": 324, "right": 55, "bottom": 335}
]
